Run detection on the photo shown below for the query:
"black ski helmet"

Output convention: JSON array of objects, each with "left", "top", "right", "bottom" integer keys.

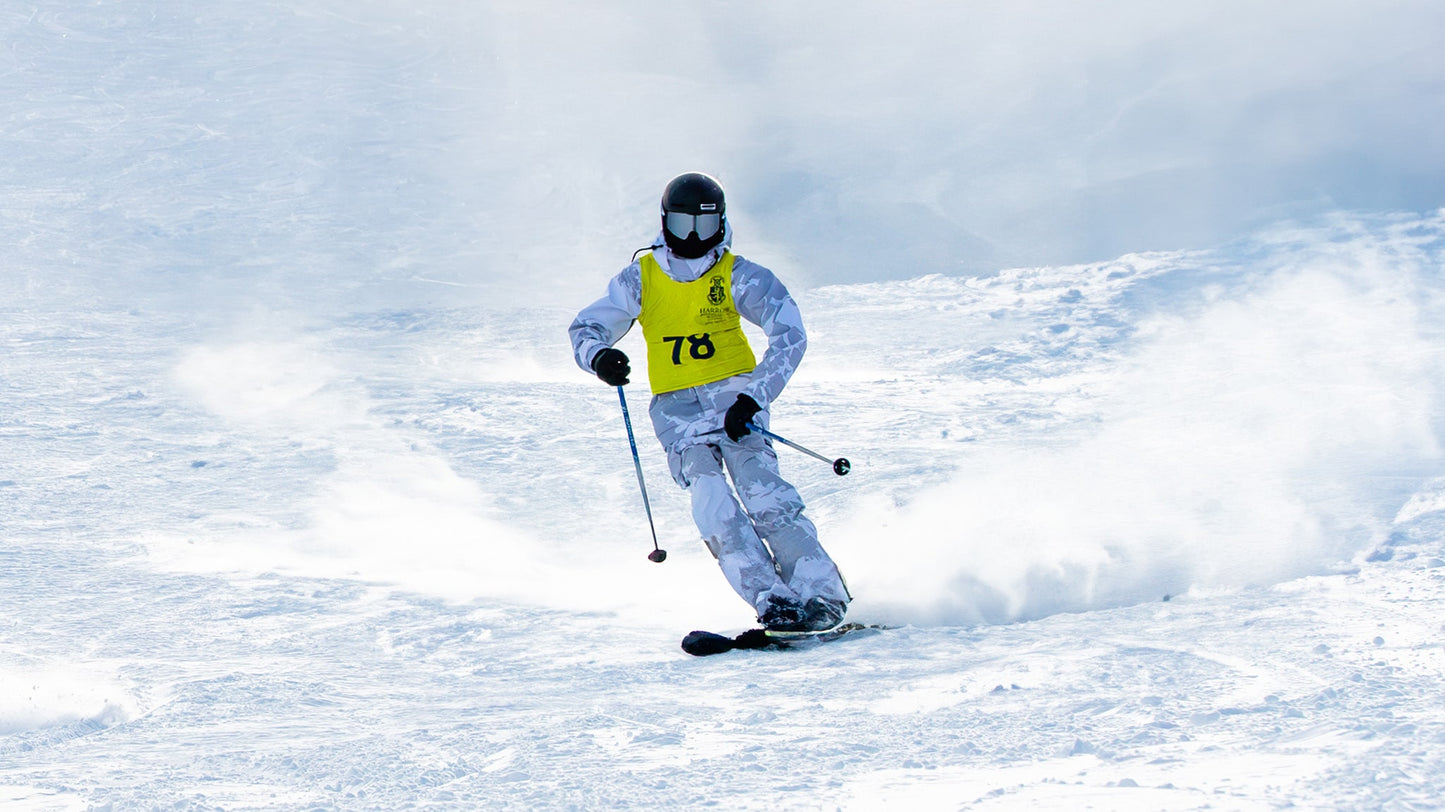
[{"left": 660, "top": 172, "right": 726, "bottom": 259}]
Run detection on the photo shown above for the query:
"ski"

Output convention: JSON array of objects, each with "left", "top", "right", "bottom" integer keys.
[{"left": 680, "top": 622, "right": 883, "bottom": 657}]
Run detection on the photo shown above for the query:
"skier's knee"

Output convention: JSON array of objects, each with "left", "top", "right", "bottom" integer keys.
[
  {"left": 747, "top": 494, "right": 805, "bottom": 538},
  {"left": 689, "top": 471, "right": 736, "bottom": 518},
  {"left": 732, "top": 469, "right": 805, "bottom": 536}
]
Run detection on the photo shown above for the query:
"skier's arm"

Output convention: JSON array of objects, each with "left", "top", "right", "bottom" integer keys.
[
  {"left": 569, "top": 265, "right": 643, "bottom": 373},
  {"left": 732, "top": 257, "right": 807, "bottom": 410}
]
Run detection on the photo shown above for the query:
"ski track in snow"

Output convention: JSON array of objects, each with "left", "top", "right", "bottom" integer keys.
[{"left": 3, "top": 215, "right": 1445, "bottom": 808}]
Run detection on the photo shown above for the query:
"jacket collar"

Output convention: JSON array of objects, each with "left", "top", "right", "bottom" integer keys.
[{"left": 649, "top": 223, "right": 734, "bottom": 282}]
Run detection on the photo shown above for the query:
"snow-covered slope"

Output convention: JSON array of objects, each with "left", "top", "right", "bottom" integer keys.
[
  {"left": 5, "top": 215, "right": 1444, "bottom": 809},
  {"left": 4, "top": 518, "right": 1444, "bottom": 809},
  {"left": 4, "top": 2, "right": 1444, "bottom": 809}
]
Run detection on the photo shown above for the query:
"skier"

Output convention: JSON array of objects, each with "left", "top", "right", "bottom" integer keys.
[{"left": 569, "top": 172, "right": 850, "bottom": 632}]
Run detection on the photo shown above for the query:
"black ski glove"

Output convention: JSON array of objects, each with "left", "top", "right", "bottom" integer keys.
[
  {"left": 591, "top": 348, "right": 630, "bottom": 386},
  {"left": 724, "top": 394, "right": 762, "bottom": 441}
]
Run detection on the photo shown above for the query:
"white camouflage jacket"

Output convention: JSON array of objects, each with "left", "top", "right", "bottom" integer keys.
[{"left": 569, "top": 227, "right": 807, "bottom": 441}]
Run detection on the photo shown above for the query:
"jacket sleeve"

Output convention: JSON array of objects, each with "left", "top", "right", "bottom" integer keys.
[
  {"left": 732, "top": 256, "right": 807, "bottom": 409},
  {"left": 569, "top": 263, "right": 643, "bottom": 374}
]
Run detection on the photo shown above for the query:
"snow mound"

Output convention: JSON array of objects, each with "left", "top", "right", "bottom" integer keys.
[{"left": 0, "top": 664, "right": 135, "bottom": 738}]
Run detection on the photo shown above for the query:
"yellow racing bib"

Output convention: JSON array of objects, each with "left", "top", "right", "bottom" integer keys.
[{"left": 638, "top": 251, "right": 758, "bottom": 394}]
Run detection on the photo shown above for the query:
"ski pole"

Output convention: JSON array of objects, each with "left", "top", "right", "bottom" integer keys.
[
  {"left": 746, "top": 422, "right": 852, "bottom": 476},
  {"left": 618, "top": 386, "right": 667, "bottom": 563}
]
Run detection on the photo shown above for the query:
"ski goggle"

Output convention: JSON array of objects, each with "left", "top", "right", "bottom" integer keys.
[{"left": 664, "top": 210, "right": 722, "bottom": 241}]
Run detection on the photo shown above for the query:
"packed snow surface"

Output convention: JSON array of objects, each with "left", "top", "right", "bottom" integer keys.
[
  {"left": 4, "top": 2, "right": 1445, "bottom": 809},
  {"left": 6, "top": 214, "right": 1445, "bottom": 809}
]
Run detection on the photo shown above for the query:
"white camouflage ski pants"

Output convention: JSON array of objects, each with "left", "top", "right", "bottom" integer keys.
[{"left": 649, "top": 382, "right": 849, "bottom": 616}]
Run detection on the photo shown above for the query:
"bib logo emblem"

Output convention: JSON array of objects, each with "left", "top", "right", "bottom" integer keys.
[{"left": 707, "top": 275, "right": 726, "bottom": 306}]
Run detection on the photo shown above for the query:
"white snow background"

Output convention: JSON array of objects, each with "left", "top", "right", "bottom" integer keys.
[{"left": 3, "top": 1, "right": 1445, "bottom": 808}]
